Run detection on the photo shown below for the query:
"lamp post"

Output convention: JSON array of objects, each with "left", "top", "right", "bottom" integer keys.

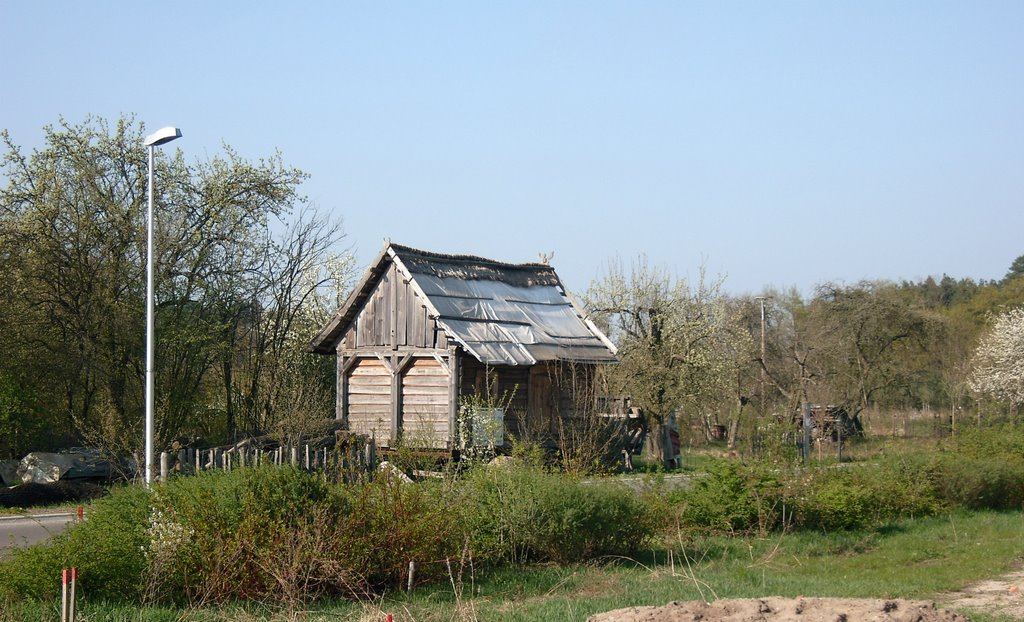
[
  {"left": 143, "top": 126, "right": 182, "bottom": 485},
  {"left": 754, "top": 296, "right": 771, "bottom": 417}
]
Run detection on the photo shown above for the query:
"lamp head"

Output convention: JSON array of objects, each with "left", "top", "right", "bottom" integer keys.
[{"left": 144, "top": 127, "right": 183, "bottom": 147}]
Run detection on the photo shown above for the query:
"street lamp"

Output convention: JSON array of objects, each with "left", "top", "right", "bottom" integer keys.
[{"left": 143, "top": 126, "right": 182, "bottom": 485}]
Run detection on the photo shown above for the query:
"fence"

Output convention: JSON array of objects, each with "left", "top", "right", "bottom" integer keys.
[{"left": 156, "top": 434, "right": 378, "bottom": 483}]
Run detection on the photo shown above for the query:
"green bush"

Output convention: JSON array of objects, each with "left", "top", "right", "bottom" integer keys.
[
  {"left": 930, "top": 455, "right": 1024, "bottom": 510},
  {"left": 794, "top": 473, "right": 873, "bottom": 531},
  {"left": 676, "top": 460, "right": 783, "bottom": 534},
  {"left": 943, "top": 423, "right": 1024, "bottom": 460},
  {"left": 331, "top": 474, "right": 464, "bottom": 592},
  {"left": 793, "top": 459, "right": 942, "bottom": 531},
  {"left": 146, "top": 466, "right": 352, "bottom": 603},
  {"left": 463, "top": 465, "right": 652, "bottom": 564},
  {"left": 0, "top": 484, "right": 149, "bottom": 602},
  {"left": 859, "top": 456, "right": 943, "bottom": 521}
]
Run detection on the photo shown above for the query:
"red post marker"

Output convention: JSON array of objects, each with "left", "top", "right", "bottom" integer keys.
[
  {"left": 386, "top": 614, "right": 393, "bottom": 622},
  {"left": 76, "top": 506, "right": 84, "bottom": 521},
  {"left": 61, "top": 568, "right": 68, "bottom": 622}
]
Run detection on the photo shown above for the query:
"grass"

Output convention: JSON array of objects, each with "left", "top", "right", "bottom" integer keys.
[{"left": 5, "top": 509, "right": 1020, "bottom": 621}]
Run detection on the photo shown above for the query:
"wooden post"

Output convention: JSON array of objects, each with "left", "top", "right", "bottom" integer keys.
[
  {"left": 159, "top": 452, "right": 169, "bottom": 482},
  {"left": 448, "top": 346, "right": 459, "bottom": 450},
  {"left": 407, "top": 561, "right": 416, "bottom": 592},
  {"left": 802, "top": 403, "right": 812, "bottom": 462},
  {"left": 291, "top": 446, "right": 298, "bottom": 467},
  {"left": 304, "top": 444, "right": 310, "bottom": 470},
  {"left": 390, "top": 356, "right": 401, "bottom": 446},
  {"left": 364, "top": 437, "right": 377, "bottom": 472},
  {"left": 70, "top": 567, "right": 77, "bottom": 621},
  {"left": 338, "top": 354, "right": 348, "bottom": 427}
]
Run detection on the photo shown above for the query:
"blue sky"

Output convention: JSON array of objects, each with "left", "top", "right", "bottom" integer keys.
[{"left": 2, "top": 2, "right": 1022, "bottom": 295}]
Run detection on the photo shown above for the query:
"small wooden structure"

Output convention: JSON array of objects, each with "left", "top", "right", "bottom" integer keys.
[{"left": 310, "top": 243, "right": 618, "bottom": 450}]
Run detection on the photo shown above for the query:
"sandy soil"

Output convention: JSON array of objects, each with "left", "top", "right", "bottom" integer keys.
[
  {"left": 588, "top": 597, "right": 969, "bottom": 622},
  {"left": 940, "top": 565, "right": 1024, "bottom": 620},
  {"left": 590, "top": 562, "right": 1024, "bottom": 621}
]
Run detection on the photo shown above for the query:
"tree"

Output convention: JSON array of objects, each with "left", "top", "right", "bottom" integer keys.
[
  {"left": 585, "top": 257, "right": 755, "bottom": 451},
  {"left": 969, "top": 307, "right": 1024, "bottom": 408},
  {"left": 798, "top": 282, "right": 934, "bottom": 418},
  {"left": 0, "top": 115, "right": 349, "bottom": 458},
  {"left": 1004, "top": 254, "right": 1024, "bottom": 284}
]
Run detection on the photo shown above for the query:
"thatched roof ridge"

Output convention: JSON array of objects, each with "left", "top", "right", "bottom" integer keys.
[{"left": 389, "top": 243, "right": 560, "bottom": 288}]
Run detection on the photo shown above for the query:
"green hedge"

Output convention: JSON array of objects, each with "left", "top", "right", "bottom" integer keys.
[{"left": 0, "top": 464, "right": 654, "bottom": 606}]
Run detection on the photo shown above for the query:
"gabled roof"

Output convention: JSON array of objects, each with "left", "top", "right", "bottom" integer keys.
[{"left": 310, "top": 242, "right": 617, "bottom": 365}]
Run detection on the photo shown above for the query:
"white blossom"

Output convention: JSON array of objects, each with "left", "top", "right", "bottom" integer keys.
[{"left": 969, "top": 307, "right": 1024, "bottom": 405}]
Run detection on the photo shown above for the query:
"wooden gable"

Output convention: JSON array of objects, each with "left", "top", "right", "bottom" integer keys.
[{"left": 337, "top": 260, "right": 450, "bottom": 352}]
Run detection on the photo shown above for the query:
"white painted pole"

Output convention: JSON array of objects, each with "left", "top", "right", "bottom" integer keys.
[
  {"left": 145, "top": 144, "right": 155, "bottom": 486},
  {"left": 143, "top": 127, "right": 181, "bottom": 486},
  {"left": 69, "top": 568, "right": 77, "bottom": 622}
]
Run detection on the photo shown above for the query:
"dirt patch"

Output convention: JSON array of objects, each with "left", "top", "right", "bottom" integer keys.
[
  {"left": 588, "top": 598, "right": 970, "bottom": 621},
  {"left": 940, "top": 565, "right": 1024, "bottom": 620}
]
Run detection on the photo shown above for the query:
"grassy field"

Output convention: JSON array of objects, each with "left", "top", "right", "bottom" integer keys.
[{"left": 3, "top": 509, "right": 1021, "bottom": 622}]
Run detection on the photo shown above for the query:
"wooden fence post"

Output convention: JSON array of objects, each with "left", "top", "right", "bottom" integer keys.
[
  {"left": 159, "top": 452, "right": 169, "bottom": 482},
  {"left": 365, "top": 438, "right": 377, "bottom": 472}
]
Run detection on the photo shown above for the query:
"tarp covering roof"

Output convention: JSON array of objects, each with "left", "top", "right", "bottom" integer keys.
[{"left": 310, "top": 243, "right": 617, "bottom": 365}]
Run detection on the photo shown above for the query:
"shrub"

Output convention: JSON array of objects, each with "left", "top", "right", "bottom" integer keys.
[
  {"left": 330, "top": 474, "right": 464, "bottom": 593},
  {"left": 146, "top": 466, "right": 349, "bottom": 604},
  {"left": 0, "top": 484, "right": 149, "bottom": 602},
  {"left": 794, "top": 472, "right": 874, "bottom": 531},
  {"left": 676, "top": 460, "right": 784, "bottom": 535},
  {"left": 930, "top": 455, "right": 1024, "bottom": 510},
  {"left": 462, "top": 465, "right": 652, "bottom": 564},
  {"left": 925, "top": 424, "right": 1024, "bottom": 510}
]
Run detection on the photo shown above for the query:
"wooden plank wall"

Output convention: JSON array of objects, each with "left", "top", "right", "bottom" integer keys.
[
  {"left": 342, "top": 262, "right": 449, "bottom": 351},
  {"left": 400, "top": 358, "right": 450, "bottom": 448},
  {"left": 346, "top": 358, "right": 393, "bottom": 445}
]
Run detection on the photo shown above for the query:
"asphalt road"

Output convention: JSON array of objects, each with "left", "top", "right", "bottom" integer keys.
[{"left": 0, "top": 512, "right": 75, "bottom": 556}]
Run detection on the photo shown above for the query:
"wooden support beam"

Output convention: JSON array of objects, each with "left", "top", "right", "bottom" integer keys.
[
  {"left": 390, "top": 353, "right": 401, "bottom": 445},
  {"left": 337, "top": 354, "right": 348, "bottom": 425},
  {"left": 431, "top": 352, "right": 451, "bottom": 375},
  {"left": 373, "top": 352, "right": 395, "bottom": 374},
  {"left": 448, "top": 346, "right": 460, "bottom": 450}
]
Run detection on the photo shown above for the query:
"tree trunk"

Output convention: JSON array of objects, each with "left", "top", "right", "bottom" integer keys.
[
  {"left": 223, "top": 358, "right": 235, "bottom": 441},
  {"left": 727, "top": 397, "right": 744, "bottom": 450}
]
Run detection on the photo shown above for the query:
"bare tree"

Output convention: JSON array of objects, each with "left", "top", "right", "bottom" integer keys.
[{"left": 585, "top": 257, "right": 754, "bottom": 456}]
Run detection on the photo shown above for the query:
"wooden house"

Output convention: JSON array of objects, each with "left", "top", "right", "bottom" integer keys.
[{"left": 309, "top": 242, "right": 618, "bottom": 450}]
